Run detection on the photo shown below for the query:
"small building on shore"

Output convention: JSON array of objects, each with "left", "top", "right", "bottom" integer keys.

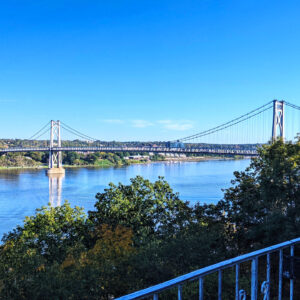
[{"left": 124, "top": 155, "right": 150, "bottom": 161}]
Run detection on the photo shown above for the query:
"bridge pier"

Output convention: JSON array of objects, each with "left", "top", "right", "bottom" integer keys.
[
  {"left": 47, "top": 120, "right": 65, "bottom": 175},
  {"left": 47, "top": 167, "right": 65, "bottom": 175}
]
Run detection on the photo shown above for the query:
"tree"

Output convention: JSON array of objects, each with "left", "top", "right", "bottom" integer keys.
[
  {"left": 64, "top": 152, "right": 80, "bottom": 165},
  {"left": 0, "top": 202, "right": 136, "bottom": 299},
  {"left": 60, "top": 224, "right": 135, "bottom": 299},
  {"left": 220, "top": 139, "right": 300, "bottom": 252},
  {"left": 0, "top": 202, "right": 87, "bottom": 299},
  {"left": 85, "top": 153, "right": 98, "bottom": 164},
  {"left": 89, "top": 176, "right": 192, "bottom": 245},
  {"left": 28, "top": 151, "right": 43, "bottom": 162}
]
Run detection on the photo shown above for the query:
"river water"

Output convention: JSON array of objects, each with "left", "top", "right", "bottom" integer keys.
[{"left": 0, "top": 159, "right": 250, "bottom": 239}]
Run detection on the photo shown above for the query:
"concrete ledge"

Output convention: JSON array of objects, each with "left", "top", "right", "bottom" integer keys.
[{"left": 46, "top": 167, "right": 65, "bottom": 175}]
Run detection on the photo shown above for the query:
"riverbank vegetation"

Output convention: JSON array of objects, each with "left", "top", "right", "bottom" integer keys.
[
  {"left": 0, "top": 153, "right": 43, "bottom": 168},
  {"left": 0, "top": 151, "right": 166, "bottom": 169},
  {"left": 0, "top": 150, "right": 225, "bottom": 169},
  {"left": 0, "top": 140, "right": 299, "bottom": 299}
]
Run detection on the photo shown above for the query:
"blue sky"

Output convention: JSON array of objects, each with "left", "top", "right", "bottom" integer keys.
[{"left": 0, "top": 0, "right": 300, "bottom": 141}]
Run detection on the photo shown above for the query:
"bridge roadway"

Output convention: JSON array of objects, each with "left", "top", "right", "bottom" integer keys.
[{"left": 0, "top": 146, "right": 258, "bottom": 156}]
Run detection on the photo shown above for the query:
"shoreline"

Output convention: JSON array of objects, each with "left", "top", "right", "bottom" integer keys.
[{"left": 0, "top": 155, "right": 246, "bottom": 172}]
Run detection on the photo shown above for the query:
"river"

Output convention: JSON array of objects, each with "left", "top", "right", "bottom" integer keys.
[{"left": 0, "top": 159, "right": 250, "bottom": 239}]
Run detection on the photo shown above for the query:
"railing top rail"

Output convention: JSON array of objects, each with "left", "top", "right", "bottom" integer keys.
[{"left": 116, "top": 237, "right": 300, "bottom": 300}]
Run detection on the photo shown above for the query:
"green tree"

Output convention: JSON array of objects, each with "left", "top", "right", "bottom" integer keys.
[
  {"left": 220, "top": 139, "right": 300, "bottom": 252},
  {"left": 0, "top": 202, "right": 87, "bottom": 299},
  {"left": 85, "top": 153, "right": 98, "bottom": 164},
  {"left": 28, "top": 151, "right": 43, "bottom": 162},
  {"left": 64, "top": 152, "right": 80, "bottom": 165},
  {"left": 89, "top": 176, "right": 192, "bottom": 245}
]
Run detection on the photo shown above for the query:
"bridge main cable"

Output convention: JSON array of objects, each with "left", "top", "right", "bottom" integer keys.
[
  {"left": 27, "top": 121, "right": 51, "bottom": 140},
  {"left": 285, "top": 101, "right": 300, "bottom": 111},
  {"left": 60, "top": 121, "right": 99, "bottom": 142}
]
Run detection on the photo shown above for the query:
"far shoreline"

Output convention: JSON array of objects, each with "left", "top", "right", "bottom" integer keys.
[{"left": 0, "top": 155, "right": 249, "bottom": 172}]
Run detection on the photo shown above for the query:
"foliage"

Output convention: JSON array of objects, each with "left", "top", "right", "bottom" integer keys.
[
  {"left": 220, "top": 139, "right": 300, "bottom": 252},
  {"left": 150, "top": 153, "right": 165, "bottom": 161},
  {"left": 0, "top": 203, "right": 87, "bottom": 299},
  {"left": 89, "top": 176, "right": 192, "bottom": 245},
  {"left": 0, "top": 152, "right": 42, "bottom": 168}
]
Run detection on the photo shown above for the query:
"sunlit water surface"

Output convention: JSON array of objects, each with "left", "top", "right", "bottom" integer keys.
[{"left": 0, "top": 159, "right": 250, "bottom": 239}]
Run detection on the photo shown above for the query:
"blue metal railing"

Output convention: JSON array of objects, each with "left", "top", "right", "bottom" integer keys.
[{"left": 116, "top": 237, "right": 300, "bottom": 300}]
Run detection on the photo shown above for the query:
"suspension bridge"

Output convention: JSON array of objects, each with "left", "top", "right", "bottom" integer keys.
[{"left": 0, "top": 100, "right": 299, "bottom": 173}]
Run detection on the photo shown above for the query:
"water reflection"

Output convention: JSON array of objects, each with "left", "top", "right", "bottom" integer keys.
[{"left": 48, "top": 173, "right": 64, "bottom": 207}]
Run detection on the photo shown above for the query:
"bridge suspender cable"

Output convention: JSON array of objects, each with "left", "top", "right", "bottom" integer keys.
[
  {"left": 183, "top": 105, "right": 273, "bottom": 141},
  {"left": 177, "top": 101, "right": 274, "bottom": 142}
]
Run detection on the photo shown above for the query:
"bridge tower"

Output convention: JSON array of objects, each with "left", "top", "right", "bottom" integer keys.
[
  {"left": 47, "top": 120, "right": 65, "bottom": 175},
  {"left": 272, "top": 100, "right": 285, "bottom": 141}
]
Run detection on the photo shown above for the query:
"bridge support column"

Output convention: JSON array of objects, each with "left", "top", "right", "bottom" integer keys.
[
  {"left": 272, "top": 100, "right": 285, "bottom": 141},
  {"left": 47, "top": 120, "right": 65, "bottom": 175}
]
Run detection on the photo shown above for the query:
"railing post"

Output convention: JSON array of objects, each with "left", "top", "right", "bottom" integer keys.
[
  {"left": 199, "top": 277, "right": 203, "bottom": 300},
  {"left": 290, "top": 246, "right": 294, "bottom": 300},
  {"left": 266, "top": 253, "right": 270, "bottom": 300},
  {"left": 236, "top": 264, "right": 240, "bottom": 300},
  {"left": 218, "top": 270, "right": 222, "bottom": 300},
  {"left": 278, "top": 249, "right": 283, "bottom": 300},
  {"left": 251, "top": 258, "right": 258, "bottom": 300},
  {"left": 153, "top": 293, "right": 158, "bottom": 300},
  {"left": 178, "top": 284, "right": 182, "bottom": 300}
]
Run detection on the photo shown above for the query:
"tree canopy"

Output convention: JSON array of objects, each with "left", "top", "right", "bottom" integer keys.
[{"left": 220, "top": 139, "right": 300, "bottom": 252}]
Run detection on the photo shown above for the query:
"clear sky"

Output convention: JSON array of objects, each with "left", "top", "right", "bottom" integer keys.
[{"left": 1, "top": 0, "right": 300, "bottom": 141}]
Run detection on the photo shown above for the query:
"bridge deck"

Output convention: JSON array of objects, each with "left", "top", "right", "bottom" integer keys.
[{"left": 0, "top": 146, "right": 258, "bottom": 156}]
